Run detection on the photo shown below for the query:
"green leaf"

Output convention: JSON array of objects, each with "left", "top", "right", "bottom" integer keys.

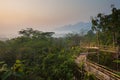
[
  {"left": 13, "top": 72, "right": 24, "bottom": 78},
  {"left": 116, "top": 72, "right": 120, "bottom": 76},
  {"left": 1, "top": 71, "right": 12, "bottom": 80},
  {"left": 113, "top": 59, "right": 120, "bottom": 64},
  {"left": 0, "top": 61, "right": 5, "bottom": 65}
]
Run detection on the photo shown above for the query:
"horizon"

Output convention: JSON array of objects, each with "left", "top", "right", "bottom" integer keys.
[{"left": 0, "top": 0, "right": 120, "bottom": 38}]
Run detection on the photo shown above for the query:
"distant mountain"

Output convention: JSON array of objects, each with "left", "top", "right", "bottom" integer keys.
[
  {"left": 0, "top": 38, "right": 8, "bottom": 41},
  {"left": 55, "top": 22, "right": 91, "bottom": 34}
]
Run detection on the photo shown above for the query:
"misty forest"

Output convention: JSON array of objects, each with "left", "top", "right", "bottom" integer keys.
[{"left": 0, "top": 4, "right": 120, "bottom": 80}]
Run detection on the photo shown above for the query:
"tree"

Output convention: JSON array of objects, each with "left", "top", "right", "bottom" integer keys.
[
  {"left": 19, "top": 28, "right": 54, "bottom": 39},
  {"left": 91, "top": 6, "right": 120, "bottom": 47},
  {"left": 65, "top": 33, "right": 82, "bottom": 47},
  {"left": 84, "top": 30, "right": 95, "bottom": 46}
]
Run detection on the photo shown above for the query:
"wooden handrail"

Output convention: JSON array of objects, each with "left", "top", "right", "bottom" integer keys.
[{"left": 86, "top": 59, "right": 120, "bottom": 79}]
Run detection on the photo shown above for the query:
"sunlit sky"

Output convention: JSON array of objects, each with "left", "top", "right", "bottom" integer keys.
[{"left": 0, "top": 0, "right": 120, "bottom": 38}]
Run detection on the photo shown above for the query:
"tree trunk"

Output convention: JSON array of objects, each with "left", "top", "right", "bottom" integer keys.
[
  {"left": 113, "top": 32, "right": 116, "bottom": 47},
  {"left": 97, "top": 31, "right": 100, "bottom": 47}
]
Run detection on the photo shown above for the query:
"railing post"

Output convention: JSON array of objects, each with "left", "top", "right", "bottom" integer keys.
[{"left": 97, "top": 47, "right": 100, "bottom": 64}]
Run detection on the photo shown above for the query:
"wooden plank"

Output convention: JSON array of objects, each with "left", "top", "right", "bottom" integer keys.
[{"left": 85, "top": 60, "right": 120, "bottom": 80}]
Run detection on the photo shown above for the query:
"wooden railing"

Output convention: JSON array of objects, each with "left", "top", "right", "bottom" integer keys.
[
  {"left": 76, "top": 53, "right": 120, "bottom": 80},
  {"left": 81, "top": 45, "right": 118, "bottom": 53},
  {"left": 81, "top": 44, "right": 117, "bottom": 49},
  {"left": 85, "top": 59, "right": 120, "bottom": 80}
]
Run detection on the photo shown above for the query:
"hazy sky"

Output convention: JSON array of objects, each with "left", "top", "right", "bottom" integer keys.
[{"left": 0, "top": 0, "right": 120, "bottom": 38}]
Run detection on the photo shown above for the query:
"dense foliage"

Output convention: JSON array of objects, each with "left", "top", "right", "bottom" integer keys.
[
  {"left": 0, "top": 28, "right": 84, "bottom": 80},
  {"left": 88, "top": 6, "right": 120, "bottom": 73},
  {"left": 91, "top": 6, "right": 120, "bottom": 46},
  {"left": 0, "top": 5, "right": 120, "bottom": 80}
]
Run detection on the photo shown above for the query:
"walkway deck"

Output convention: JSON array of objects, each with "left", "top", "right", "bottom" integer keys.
[{"left": 76, "top": 53, "right": 120, "bottom": 80}]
